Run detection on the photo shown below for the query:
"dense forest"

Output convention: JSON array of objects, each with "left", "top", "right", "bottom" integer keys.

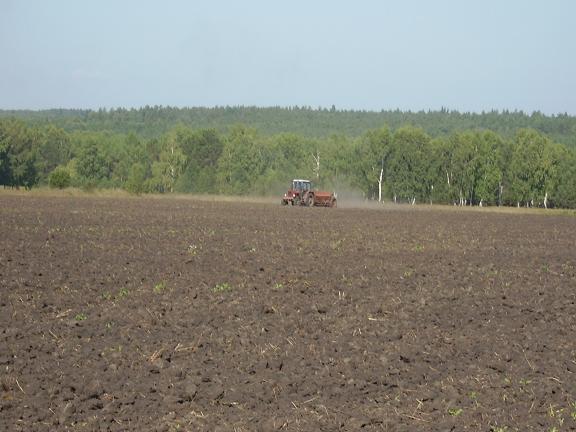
[
  {"left": 2, "top": 106, "right": 576, "bottom": 147},
  {"left": 1, "top": 107, "right": 575, "bottom": 208}
]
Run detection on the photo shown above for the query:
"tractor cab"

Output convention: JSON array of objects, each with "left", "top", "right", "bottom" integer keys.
[{"left": 292, "top": 179, "right": 312, "bottom": 192}]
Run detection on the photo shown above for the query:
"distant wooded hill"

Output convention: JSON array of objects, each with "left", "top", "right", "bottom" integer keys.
[{"left": 2, "top": 106, "right": 575, "bottom": 147}]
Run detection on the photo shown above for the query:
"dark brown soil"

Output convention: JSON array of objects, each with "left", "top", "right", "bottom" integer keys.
[{"left": 1, "top": 195, "right": 575, "bottom": 431}]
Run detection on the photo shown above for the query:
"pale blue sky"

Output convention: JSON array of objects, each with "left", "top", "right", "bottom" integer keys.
[{"left": 1, "top": 0, "right": 575, "bottom": 113}]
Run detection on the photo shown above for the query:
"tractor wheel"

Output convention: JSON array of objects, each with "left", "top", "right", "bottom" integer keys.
[{"left": 306, "top": 194, "right": 315, "bottom": 207}]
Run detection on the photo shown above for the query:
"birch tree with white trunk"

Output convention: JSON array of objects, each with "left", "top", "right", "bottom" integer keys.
[{"left": 352, "top": 127, "right": 391, "bottom": 201}]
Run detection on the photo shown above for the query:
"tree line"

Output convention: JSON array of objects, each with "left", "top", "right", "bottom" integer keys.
[
  {"left": 2, "top": 106, "right": 576, "bottom": 148},
  {"left": 1, "top": 117, "right": 575, "bottom": 208}
]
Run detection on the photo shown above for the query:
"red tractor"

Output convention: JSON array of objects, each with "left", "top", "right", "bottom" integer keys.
[{"left": 281, "top": 179, "right": 337, "bottom": 207}]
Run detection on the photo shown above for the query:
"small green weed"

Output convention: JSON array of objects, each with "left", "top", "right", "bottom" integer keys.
[
  {"left": 169, "top": 422, "right": 182, "bottom": 432},
  {"left": 188, "top": 244, "right": 201, "bottom": 256},
  {"left": 402, "top": 269, "right": 414, "bottom": 279},
  {"left": 212, "top": 282, "right": 232, "bottom": 293},
  {"left": 448, "top": 407, "right": 463, "bottom": 417},
  {"left": 75, "top": 313, "right": 87, "bottom": 321},
  {"left": 117, "top": 287, "right": 129, "bottom": 298},
  {"left": 448, "top": 407, "right": 464, "bottom": 417},
  {"left": 102, "top": 292, "right": 112, "bottom": 300},
  {"left": 153, "top": 281, "right": 167, "bottom": 294},
  {"left": 243, "top": 244, "right": 257, "bottom": 253},
  {"left": 273, "top": 282, "right": 284, "bottom": 290}
]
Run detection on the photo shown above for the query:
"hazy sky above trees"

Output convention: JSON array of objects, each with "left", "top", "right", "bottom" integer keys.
[{"left": 1, "top": 0, "right": 574, "bottom": 114}]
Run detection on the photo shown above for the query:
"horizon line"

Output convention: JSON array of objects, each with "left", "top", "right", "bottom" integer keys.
[{"left": 0, "top": 105, "right": 573, "bottom": 117}]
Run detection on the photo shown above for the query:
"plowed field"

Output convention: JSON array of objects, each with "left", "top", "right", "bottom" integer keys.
[{"left": 1, "top": 195, "right": 575, "bottom": 431}]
